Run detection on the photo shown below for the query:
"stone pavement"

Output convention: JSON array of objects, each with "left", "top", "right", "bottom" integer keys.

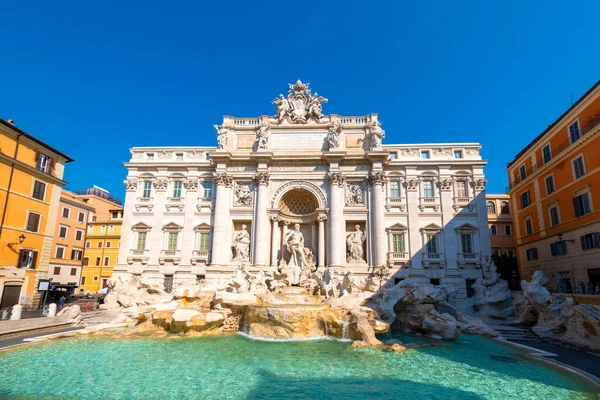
[
  {"left": 0, "top": 316, "right": 73, "bottom": 337},
  {"left": 0, "top": 326, "right": 81, "bottom": 350}
]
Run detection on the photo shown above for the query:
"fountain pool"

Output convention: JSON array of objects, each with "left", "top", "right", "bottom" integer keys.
[{"left": 0, "top": 334, "right": 597, "bottom": 399}]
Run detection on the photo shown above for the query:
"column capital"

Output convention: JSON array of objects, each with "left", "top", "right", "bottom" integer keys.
[
  {"left": 367, "top": 172, "right": 386, "bottom": 186},
  {"left": 470, "top": 178, "right": 487, "bottom": 191},
  {"left": 404, "top": 179, "right": 419, "bottom": 191},
  {"left": 183, "top": 178, "right": 199, "bottom": 191},
  {"left": 317, "top": 215, "right": 328, "bottom": 222},
  {"left": 327, "top": 172, "right": 345, "bottom": 186},
  {"left": 279, "top": 220, "right": 291, "bottom": 227},
  {"left": 269, "top": 215, "right": 280, "bottom": 222},
  {"left": 124, "top": 179, "right": 138, "bottom": 191},
  {"left": 253, "top": 172, "right": 270, "bottom": 186},
  {"left": 437, "top": 178, "right": 454, "bottom": 191},
  {"left": 214, "top": 173, "right": 233, "bottom": 187}
]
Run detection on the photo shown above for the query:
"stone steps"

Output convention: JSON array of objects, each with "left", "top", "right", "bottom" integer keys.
[{"left": 492, "top": 325, "right": 539, "bottom": 342}]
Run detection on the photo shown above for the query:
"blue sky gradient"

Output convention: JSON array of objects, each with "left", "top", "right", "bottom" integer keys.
[{"left": 2, "top": 1, "right": 599, "bottom": 200}]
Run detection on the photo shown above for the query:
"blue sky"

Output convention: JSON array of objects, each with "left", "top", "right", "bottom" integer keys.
[{"left": 2, "top": 1, "right": 599, "bottom": 200}]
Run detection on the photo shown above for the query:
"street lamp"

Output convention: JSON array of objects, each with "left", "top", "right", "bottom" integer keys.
[{"left": 18, "top": 234, "right": 26, "bottom": 244}]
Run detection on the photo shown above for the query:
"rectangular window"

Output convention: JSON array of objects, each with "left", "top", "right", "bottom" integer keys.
[
  {"left": 202, "top": 181, "right": 213, "bottom": 199},
  {"left": 581, "top": 232, "right": 600, "bottom": 251},
  {"left": 137, "top": 232, "right": 147, "bottom": 250},
  {"left": 59, "top": 226, "right": 68, "bottom": 238},
  {"left": 421, "top": 151, "right": 430, "bottom": 159},
  {"left": 490, "top": 225, "right": 497, "bottom": 235},
  {"left": 95, "top": 257, "right": 100, "bottom": 266},
  {"left": 542, "top": 144, "right": 552, "bottom": 164},
  {"left": 545, "top": 175, "right": 555, "bottom": 195},
  {"left": 550, "top": 241, "right": 567, "bottom": 256},
  {"left": 392, "top": 233, "right": 405, "bottom": 252},
  {"left": 62, "top": 208, "right": 70, "bottom": 219},
  {"left": 569, "top": 121, "right": 581, "bottom": 143},
  {"left": 426, "top": 234, "right": 438, "bottom": 253},
  {"left": 37, "top": 153, "right": 51, "bottom": 173},
  {"left": 53, "top": 266, "right": 61, "bottom": 275},
  {"left": 75, "top": 230, "right": 83, "bottom": 241},
  {"left": 78, "top": 212, "right": 85, "bottom": 222},
  {"left": 461, "top": 233, "right": 473, "bottom": 253},
  {"left": 93, "top": 276, "right": 99, "bottom": 281},
  {"left": 549, "top": 206, "right": 560, "bottom": 226},
  {"left": 455, "top": 180, "right": 467, "bottom": 198},
  {"left": 32, "top": 180, "right": 46, "bottom": 201},
  {"left": 98, "top": 241, "right": 103, "bottom": 248},
  {"left": 197, "top": 232, "right": 209, "bottom": 251},
  {"left": 83, "top": 257, "right": 89, "bottom": 266},
  {"left": 466, "top": 279, "right": 476, "bottom": 298},
  {"left": 492, "top": 249, "right": 500, "bottom": 257},
  {"left": 106, "top": 241, "right": 112, "bottom": 248},
  {"left": 108, "top": 225, "right": 114, "bottom": 233},
  {"left": 85, "top": 241, "right": 91, "bottom": 248},
  {"left": 71, "top": 268, "right": 77, "bottom": 276},
  {"left": 573, "top": 192, "right": 592, "bottom": 217},
  {"left": 56, "top": 246, "right": 65, "bottom": 259},
  {"left": 143, "top": 181, "right": 152, "bottom": 198},
  {"left": 519, "top": 165, "right": 527, "bottom": 180},
  {"left": 26, "top": 212, "right": 41, "bottom": 232},
  {"left": 525, "top": 218, "right": 533, "bottom": 235},
  {"left": 390, "top": 181, "right": 400, "bottom": 198},
  {"left": 505, "top": 225, "right": 512, "bottom": 235},
  {"left": 423, "top": 181, "right": 434, "bottom": 198},
  {"left": 100, "top": 225, "right": 106, "bottom": 233},
  {"left": 573, "top": 156, "right": 586, "bottom": 179},
  {"left": 176, "top": 153, "right": 184, "bottom": 160},
  {"left": 81, "top": 276, "right": 86, "bottom": 285},
  {"left": 18, "top": 249, "right": 37, "bottom": 269},
  {"left": 88, "top": 225, "right": 93, "bottom": 233},
  {"left": 526, "top": 248, "right": 539, "bottom": 261},
  {"left": 104, "top": 257, "right": 109, "bottom": 266},
  {"left": 173, "top": 181, "right": 182, "bottom": 198},
  {"left": 454, "top": 150, "right": 463, "bottom": 159},
  {"left": 167, "top": 232, "right": 178, "bottom": 250},
  {"left": 520, "top": 191, "right": 531, "bottom": 208},
  {"left": 71, "top": 249, "right": 82, "bottom": 261}
]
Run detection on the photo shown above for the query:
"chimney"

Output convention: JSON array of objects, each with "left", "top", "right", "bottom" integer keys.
[{"left": 7, "top": 119, "right": 14, "bottom": 125}]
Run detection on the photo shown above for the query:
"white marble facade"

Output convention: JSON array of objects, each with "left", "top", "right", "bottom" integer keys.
[{"left": 114, "top": 81, "right": 491, "bottom": 300}]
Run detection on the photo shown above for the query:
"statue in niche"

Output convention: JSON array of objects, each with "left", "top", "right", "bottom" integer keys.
[
  {"left": 327, "top": 119, "right": 342, "bottom": 149},
  {"left": 347, "top": 225, "right": 367, "bottom": 262},
  {"left": 232, "top": 224, "right": 251, "bottom": 261},
  {"left": 234, "top": 185, "right": 252, "bottom": 206},
  {"left": 214, "top": 124, "right": 228, "bottom": 150},
  {"left": 285, "top": 224, "right": 308, "bottom": 268},
  {"left": 345, "top": 184, "right": 364, "bottom": 206},
  {"left": 256, "top": 124, "right": 270, "bottom": 150}
]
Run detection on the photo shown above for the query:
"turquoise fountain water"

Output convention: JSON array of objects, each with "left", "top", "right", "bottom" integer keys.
[{"left": 0, "top": 334, "right": 597, "bottom": 399}]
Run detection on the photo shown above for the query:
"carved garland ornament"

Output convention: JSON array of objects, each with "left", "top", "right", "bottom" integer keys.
[
  {"left": 124, "top": 179, "right": 138, "bottom": 191},
  {"left": 153, "top": 178, "right": 169, "bottom": 191},
  {"left": 327, "top": 172, "right": 345, "bottom": 186},
  {"left": 214, "top": 173, "right": 233, "bottom": 187},
  {"left": 184, "top": 178, "right": 199, "bottom": 191},
  {"left": 253, "top": 172, "right": 270, "bottom": 186}
]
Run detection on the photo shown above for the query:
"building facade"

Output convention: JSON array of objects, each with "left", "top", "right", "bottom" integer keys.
[
  {"left": 115, "top": 81, "right": 491, "bottom": 301},
  {"left": 507, "top": 80, "right": 600, "bottom": 294},
  {"left": 486, "top": 194, "right": 515, "bottom": 256},
  {"left": 81, "top": 208, "right": 123, "bottom": 293},
  {"left": 0, "top": 119, "right": 73, "bottom": 308},
  {"left": 47, "top": 190, "right": 94, "bottom": 296}
]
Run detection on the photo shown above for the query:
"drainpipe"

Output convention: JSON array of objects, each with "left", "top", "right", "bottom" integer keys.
[{"left": 0, "top": 124, "right": 22, "bottom": 239}]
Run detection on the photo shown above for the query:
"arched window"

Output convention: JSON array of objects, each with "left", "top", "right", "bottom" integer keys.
[
  {"left": 500, "top": 201, "right": 509, "bottom": 214},
  {"left": 486, "top": 201, "right": 496, "bottom": 214}
]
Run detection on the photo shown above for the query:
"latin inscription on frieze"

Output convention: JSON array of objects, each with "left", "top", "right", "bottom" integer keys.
[{"left": 271, "top": 132, "right": 327, "bottom": 150}]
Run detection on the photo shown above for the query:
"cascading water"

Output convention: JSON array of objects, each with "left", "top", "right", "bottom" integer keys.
[{"left": 342, "top": 321, "right": 349, "bottom": 340}]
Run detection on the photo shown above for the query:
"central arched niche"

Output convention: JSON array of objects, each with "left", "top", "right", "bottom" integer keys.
[{"left": 278, "top": 188, "right": 319, "bottom": 216}]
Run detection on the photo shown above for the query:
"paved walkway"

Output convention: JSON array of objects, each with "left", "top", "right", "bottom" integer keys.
[{"left": 0, "top": 326, "right": 81, "bottom": 350}]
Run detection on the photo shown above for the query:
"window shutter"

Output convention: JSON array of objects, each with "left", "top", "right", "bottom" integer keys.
[
  {"left": 48, "top": 158, "right": 55, "bottom": 174},
  {"left": 34, "top": 150, "right": 41, "bottom": 162},
  {"left": 573, "top": 197, "right": 580, "bottom": 217},
  {"left": 31, "top": 251, "right": 38, "bottom": 269}
]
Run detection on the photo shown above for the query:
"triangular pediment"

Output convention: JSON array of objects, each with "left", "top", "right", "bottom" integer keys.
[
  {"left": 131, "top": 222, "right": 152, "bottom": 230},
  {"left": 163, "top": 222, "right": 183, "bottom": 231},
  {"left": 193, "top": 223, "right": 212, "bottom": 231},
  {"left": 456, "top": 223, "right": 478, "bottom": 231},
  {"left": 386, "top": 223, "right": 408, "bottom": 231},
  {"left": 421, "top": 223, "right": 443, "bottom": 231}
]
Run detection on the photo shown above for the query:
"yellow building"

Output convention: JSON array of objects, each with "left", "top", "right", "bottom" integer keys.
[
  {"left": 80, "top": 207, "right": 123, "bottom": 293},
  {"left": 0, "top": 118, "right": 73, "bottom": 308}
]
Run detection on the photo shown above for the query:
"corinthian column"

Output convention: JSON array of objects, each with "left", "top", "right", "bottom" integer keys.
[
  {"left": 369, "top": 172, "right": 387, "bottom": 267},
  {"left": 253, "top": 172, "right": 270, "bottom": 267},
  {"left": 328, "top": 172, "right": 345, "bottom": 267},
  {"left": 211, "top": 173, "right": 232, "bottom": 265},
  {"left": 318, "top": 215, "right": 326, "bottom": 268},
  {"left": 270, "top": 216, "right": 280, "bottom": 267}
]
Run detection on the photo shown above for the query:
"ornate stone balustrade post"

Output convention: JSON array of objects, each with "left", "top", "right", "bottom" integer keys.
[
  {"left": 328, "top": 172, "right": 345, "bottom": 267},
  {"left": 270, "top": 216, "right": 280, "bottom": 268},
  {"left": 253, "top": 172, "right": 270, "bottom": 267},
  {"left": 369, "top": 172, "right": 387, "bottom": 267},
  {"left": 211, "top": 173, "right": 232, "bottom": 266},
  {"left": 318, "top": 215, "right": 327, "bottom": 268}
]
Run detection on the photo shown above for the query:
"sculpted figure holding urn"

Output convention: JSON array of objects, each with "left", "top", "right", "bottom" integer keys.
[
  {"left": 347, "top": 225, "right": 367, "bottom": 262},
  {"left": 327, "top": 118, "right": 342, "bottom": 149},
  {"left": 256, "top": 124, "right": 270, "bottom": 150},
  {"left": 233, "top": 224, "right": 251, "bottom": 261}
]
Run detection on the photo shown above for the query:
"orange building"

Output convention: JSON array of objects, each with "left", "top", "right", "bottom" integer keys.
[
  {"left": 486, "top": 194, "right": 516, "bottom": 257},
  {"left": 47, "top": 190, "right": 94, "bottom": 297},
  {"left": 507, "top": 80, "right": 600, "bottom": 294},
  {"left": 0, "top": 119, "right": 73, "bottom": 308}
]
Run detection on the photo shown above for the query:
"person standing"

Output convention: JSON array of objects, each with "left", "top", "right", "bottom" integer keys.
[{"left": 59, "top": 296, "right": 65, "bottom": 309}]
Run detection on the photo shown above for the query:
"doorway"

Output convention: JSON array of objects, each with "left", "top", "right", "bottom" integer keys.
[{"left": 0, "top": 285, "right": 22, "bottom": 309}]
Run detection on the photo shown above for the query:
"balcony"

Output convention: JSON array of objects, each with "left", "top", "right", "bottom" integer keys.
[
  {"left": 385, "top": 197, "right": 406, "bottom": 211},
  {"left": 457, "top": 252, "right": 481, "bottom": 268},
  {"left": 506, "top": 113, "right": 600, "bottom": 192},
  {"left": 418, "top": 197, "right": 440, "bottom": 212},
  {"left": 452, "top": 197, "right": 474, "bottom": 212},
  {"left": 166, "top": 197, "right": 185, "bottom": 211},
  {"left": 159, "top": 249, "right": 181, "bottom": 265},
  {"left": 127, "top": 249, "right": 149, "bottom": 265},
  {"left": 135, "top": 197, "right": 154, "bottom": 211},
  {"left": 422, "top": 252, "right": 445, "bottom": 268},
  {"left": 387, "top": 251, "right": 409, "bottom": 265},
  {"left": 196, "top": 197, "right": 213, "bottom": 211},
  {"left": 191, "top": 249, "right": 209, "bottom": 265}
]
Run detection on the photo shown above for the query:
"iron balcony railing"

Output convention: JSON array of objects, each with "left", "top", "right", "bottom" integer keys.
[{"left": 506, "top": 113, "right": 600, "bottom": 192}]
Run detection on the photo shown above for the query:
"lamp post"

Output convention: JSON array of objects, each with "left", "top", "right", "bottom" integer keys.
[
  {"left": 556, "top": 232, "right": 576, "bottom": 293},
  {"left": 18, "top": 234, "right": 26, "bottom": 244}
]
